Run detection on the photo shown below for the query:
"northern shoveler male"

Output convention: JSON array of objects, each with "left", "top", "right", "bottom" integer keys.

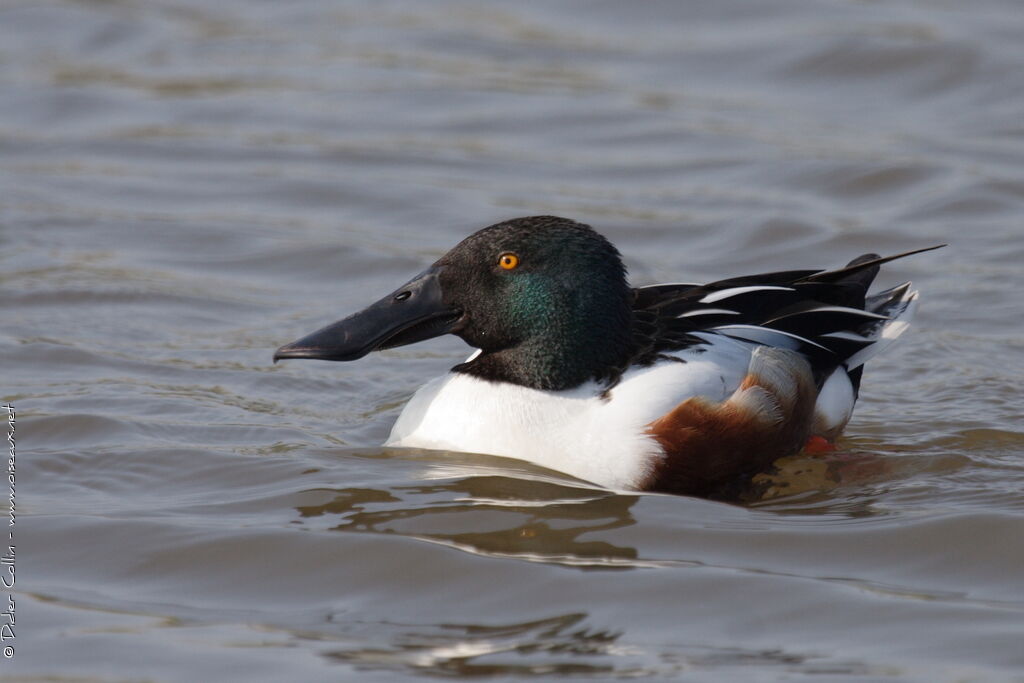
[{"left": 275, "top": 216, "right": 941, "bottom": 498}]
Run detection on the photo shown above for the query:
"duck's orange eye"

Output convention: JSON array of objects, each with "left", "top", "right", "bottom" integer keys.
[{"left": 498, "top": 252, "right": 519, "bottom": 270}]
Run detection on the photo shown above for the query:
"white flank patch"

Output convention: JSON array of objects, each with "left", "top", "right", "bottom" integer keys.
[
  {"left": 699, "top": 285, "right": 794, "bottom": 304},
  {"left": 814, "top": 368, "right": 855, "bottom": 434}
]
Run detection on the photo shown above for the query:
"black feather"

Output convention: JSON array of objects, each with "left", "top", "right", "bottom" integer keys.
[{"left": 631, "top": 244, "right": 945, "bottom": 381}]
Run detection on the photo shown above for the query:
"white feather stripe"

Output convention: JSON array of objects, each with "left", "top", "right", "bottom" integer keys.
[
  {"left": 711, "top": 324, "right": 831, "bottom": 351},
  {"left": 700, "top": 285, "right": 794, "bottom": 304},
  {"left": 819, "top": 330, "right": 873, "bottom": 342},
  {"left": 771, "top": 305, "right": 890, "bottom": 320},
  {"left": 644, "top": 282, "right": 701, "bottom": 289},
  {"left": 677, "top": 308, "right": 739, "bottom": 318}
]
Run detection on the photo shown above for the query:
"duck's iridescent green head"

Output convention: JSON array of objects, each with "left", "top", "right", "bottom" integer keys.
[{"left": 274, "top": 216, "right": 636, "bottom": 390}]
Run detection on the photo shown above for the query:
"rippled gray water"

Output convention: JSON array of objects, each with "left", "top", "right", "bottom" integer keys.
[{"left": 4, "top": 1, "right": 1024, "bottom": 680}]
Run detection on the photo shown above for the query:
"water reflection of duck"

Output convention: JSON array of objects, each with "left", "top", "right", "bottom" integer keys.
[
  {"left": 297, "top": 476, "right": 642, "bottom": 568},
  {"left": 276, "top": 216, "right": 940, "bottom": 499}
]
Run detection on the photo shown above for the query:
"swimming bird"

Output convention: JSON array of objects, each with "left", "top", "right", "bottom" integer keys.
[{"left": 275, "top": 216, "right": 941, "bottom": 498}]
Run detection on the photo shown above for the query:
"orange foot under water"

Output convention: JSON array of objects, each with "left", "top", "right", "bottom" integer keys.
[{"left": 803, "top": 434, "right": 838, "bottom": 455}]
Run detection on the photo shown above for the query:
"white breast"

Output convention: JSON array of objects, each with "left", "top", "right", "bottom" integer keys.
[{"left": 385, "top": 338, "right": 755, "bottom": 490}]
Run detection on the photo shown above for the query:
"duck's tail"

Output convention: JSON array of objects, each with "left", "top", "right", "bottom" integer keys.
[
  {"left": 841, "top": 281, "right": 919, "bottom": 371},
  {"left": 635, "top": 244, "right": 943, "bottom": 385}
]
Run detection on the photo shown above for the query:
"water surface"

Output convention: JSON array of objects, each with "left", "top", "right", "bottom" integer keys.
[{"left": 3, "top": 1, "right": 1024, "bottom": 680}]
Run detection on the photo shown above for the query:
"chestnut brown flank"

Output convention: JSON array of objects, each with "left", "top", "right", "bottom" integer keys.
[{"left": 643, "top": 348, "right": 817, "bottom": 499}]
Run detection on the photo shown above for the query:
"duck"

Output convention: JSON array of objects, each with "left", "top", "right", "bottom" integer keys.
[{"left": 274, "top": 216, "right": 941, "bottom": 498}]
